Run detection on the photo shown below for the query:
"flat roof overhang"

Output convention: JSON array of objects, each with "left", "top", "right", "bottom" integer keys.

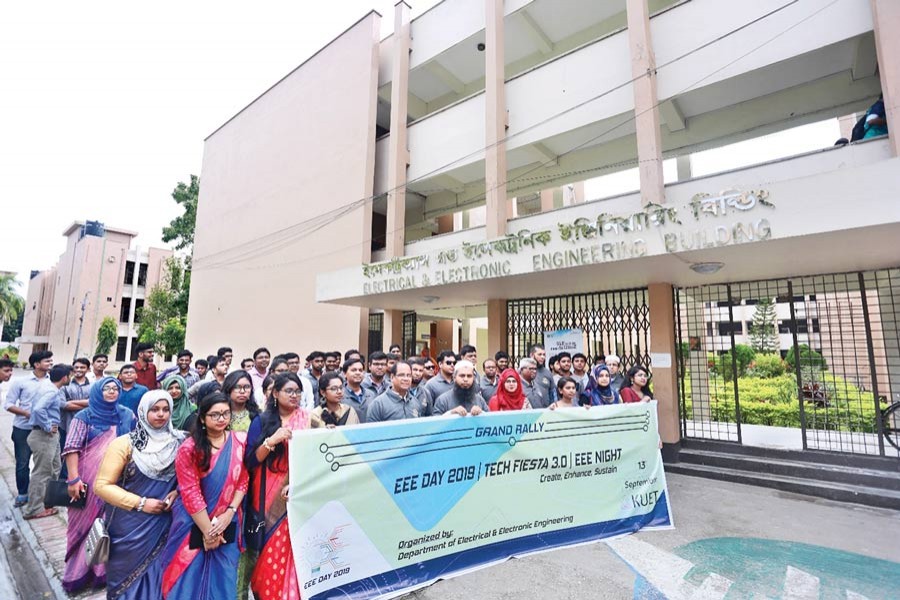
[{"left": 319, "top": 139, "right": 900, "bottom": 310}]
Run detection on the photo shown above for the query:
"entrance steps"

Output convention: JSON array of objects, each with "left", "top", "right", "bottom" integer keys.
[{"left": 666, "top": 440, "right": 900, "bottom": 510}]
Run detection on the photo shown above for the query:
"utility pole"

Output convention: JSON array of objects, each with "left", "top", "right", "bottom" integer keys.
[{"left": 72, "top": 292, "right": 90, "bottom": 361}]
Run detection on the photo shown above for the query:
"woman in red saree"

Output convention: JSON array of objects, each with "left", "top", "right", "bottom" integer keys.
[{"left": 246, "top": 373, "right": 312, "bottom": 600}]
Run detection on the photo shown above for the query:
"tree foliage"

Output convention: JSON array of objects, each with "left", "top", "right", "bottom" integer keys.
[
  {"left": 785, "top": 344, "right": 828, "bottom": 371},
  {"left": 161, "top": 175, "right": 199, "bottom": 258},
  {"left": 137, "top": 257, "right": 190, "bottom": 358},
  {"left": 718, "top": 344, "right": 756, "bottom": 381},
  {"left": 0, "top": 274, "right": 24, "bottom": 330},
  {"left": 96, "top": 316, "right": 118, "bottom": 355},
  {"left": 749, "top": 298, "right": 780, "bottom": 354}
]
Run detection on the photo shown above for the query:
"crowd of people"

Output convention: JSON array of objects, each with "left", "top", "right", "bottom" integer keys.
[{"left": 0, "top": 341, "right": 655, "bottom": 600}]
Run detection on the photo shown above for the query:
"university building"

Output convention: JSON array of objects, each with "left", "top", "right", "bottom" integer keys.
[
  {"left": 18, "top": 221, "right": 172, "bottom": 364},
  {"left": 186, "top": 0, "right": 900, "bottom": 467}
]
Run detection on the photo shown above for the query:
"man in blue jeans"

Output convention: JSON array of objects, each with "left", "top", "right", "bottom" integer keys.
[{"left": 4, "top": 350, "right": 53, "bottom": 507}]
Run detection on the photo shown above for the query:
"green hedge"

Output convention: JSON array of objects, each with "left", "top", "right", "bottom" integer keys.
[{"left": 680, "top": 372, "right": 885, "bottom": 433}]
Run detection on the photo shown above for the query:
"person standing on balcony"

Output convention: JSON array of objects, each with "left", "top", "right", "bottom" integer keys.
[{"left": 863, "top": 95, "right": 888, "bottom": 139}]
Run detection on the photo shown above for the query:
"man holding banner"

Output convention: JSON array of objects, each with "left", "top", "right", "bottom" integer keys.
[{"left": 287, "top": 401, "right": 672, "bottom": 600}]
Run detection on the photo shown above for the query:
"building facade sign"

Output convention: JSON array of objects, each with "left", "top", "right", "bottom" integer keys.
[{"left": 356, "top": 190, "right": 773, "bottom": 296}]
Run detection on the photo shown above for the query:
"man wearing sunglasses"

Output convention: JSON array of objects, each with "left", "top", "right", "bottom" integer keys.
[{"left": 424, "top": 350, "right": 457, "bottom": 401}]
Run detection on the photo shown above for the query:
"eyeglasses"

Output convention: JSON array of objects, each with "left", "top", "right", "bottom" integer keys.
[
  {"left": 280, "top": 388, "right": 302, "bottom": 397},
  {"left": 424, "top": 364, "right": 435, "bottom": 369},
  {"left": 325, "top": 386, "right": 344, "bottom": 392},
  {"left": 234, "top": 385, "right": 252, "bottom": 392},
  {"left": 207, "top": 411, "right": 231, "bottom": 421},
  {"left": 101, "top": 385, "right": 118, "bottom": 392},
  {"left": 444, "top": 361, "right": 456, "bottom": 366}
]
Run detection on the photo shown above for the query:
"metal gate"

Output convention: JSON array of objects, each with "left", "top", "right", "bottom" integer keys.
[
  {"left": 507, "top": 288, "right": 651, "bottom": 368},
  {"left": 676, "top": 269, "right": 900, "bottom": 457},
  {"left": 402, "top": 311, "right": 417, "bottom": 359},
  {"left": 367, "top": 312, "right": 383, "bottom": 355}
]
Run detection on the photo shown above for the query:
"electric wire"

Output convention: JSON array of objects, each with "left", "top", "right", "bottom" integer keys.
[{"left": 194, "top": 0, "right": 837, "bottom": 272}]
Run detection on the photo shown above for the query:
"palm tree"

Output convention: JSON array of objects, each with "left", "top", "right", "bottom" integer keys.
[{"left": 0, "top": 274, "right": 25, "bottom": 338}]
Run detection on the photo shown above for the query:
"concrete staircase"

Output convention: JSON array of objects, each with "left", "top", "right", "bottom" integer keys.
[{"left": 666, "top": 440, "right": 900, "bottom": 510}]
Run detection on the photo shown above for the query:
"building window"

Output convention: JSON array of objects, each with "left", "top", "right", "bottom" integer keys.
[
  {"left": 120, "top": 298, "right": 131, "bottom": 323},
  {"left": 717, "top": 321, "right": 742, "bottom": 336},
  {"left": 778, "top": 319, "right": 810, "bottom": 334},
  {"left": 138, "top": 263, "right": 148, "bottom": 287},
  {"left": 134, "top": 299, "right": 145, "bottom": 323},
  {"left": 124, "top": 260, "right": 135, "bottom": 284},
  {"left": 115, "top": 336, "right": 128, "bottom": 362},
  {"left": 130, "top": 337, "right": 139, "bottom": 361}
]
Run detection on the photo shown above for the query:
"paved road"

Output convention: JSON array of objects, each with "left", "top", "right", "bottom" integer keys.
[
  {"left": 405, "top": 472, "right": 900, "bottom": 600},
  {"left": 1, "top": 371, "right": 898, "bottom": 599}
]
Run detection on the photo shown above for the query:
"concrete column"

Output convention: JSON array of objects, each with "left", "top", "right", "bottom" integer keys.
[
  {"left": 385, "top": 2, "right": 412, "bottom": 257},
  {"left": 676, "top": 154, "right": 692, "bottom": 182},
  {"left": 484, "top": 0, "right": 508, "bottom": 238},
  {"left": 539, "top": 189, "right": 554, "bottom": 212},
  {"left": 436, "top": 214, "right": 454, "bottom": 234},
  {"left": 383, "top": 310, "right": 404, "bottom": 354},
  {"left": 487, "top": 299, "right": 508, "bottom": 357},
  {"left": 124, "top": 248, "right": 141, "bottom": 362},
  {"left": 573, "top": 181, "right": 585, "bottom": 204},
  {"left": 871, "top": 0, "right": 900, "bottom": 156},
  {"left": 626, "top": 0, "right": 666, "bottom": 206},
  {"left": 647, "top": 284, "right": 681, "bottom": 454},
  {"left": 838, "top": 113, "right": 858, "bottom": 140},
  {"left": 507, "top": 197, "right": 519, "bottom": 219}
]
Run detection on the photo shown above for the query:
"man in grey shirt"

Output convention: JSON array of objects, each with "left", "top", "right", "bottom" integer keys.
[
  {"left": 519, "top": 358, "right": 549, "bottom": 409},
  {"left": 530, "top": 344, "right": 556, "bottom": 404},
  {"left": 479, "top": 358, "right": 500, "bottom": 403},
  {"left": 434, "top": 360, "right": 489, "bottom": 416},
  {"left": 342, "top": 357, "right": 376, "bottom": 423},
  {"left": 368, "top": 361, "right": 430, "bottom": 422},
  {"left": 424, "top": 350, "right": 456, "bottom": 401},
  {"left": 408, "top": 358, "right": 433, "bottom": 415}
]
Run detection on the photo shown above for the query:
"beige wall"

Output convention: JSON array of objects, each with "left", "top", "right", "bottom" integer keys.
[{"left": 186, "top": 12, "right": 382, "bottom": 359}]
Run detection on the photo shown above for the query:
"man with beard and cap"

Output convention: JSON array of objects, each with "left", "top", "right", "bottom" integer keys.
[
  {"left": 367, "top": 361, "right": 430, "bottom": 422},
  {"left": 604, "top": 354, "right": 626, "bottom": 392},
  {"left": 433, "top": 360, "right": 489, "bottom": 416}
]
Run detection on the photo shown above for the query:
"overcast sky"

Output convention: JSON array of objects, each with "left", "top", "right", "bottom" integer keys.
[{"left": 1, "top": 0, "right": 839, "bottom": 295}]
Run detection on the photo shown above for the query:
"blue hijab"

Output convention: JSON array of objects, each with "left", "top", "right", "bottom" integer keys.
[
  {"left": 583, "top": 364, "right": 621, "bottom": 406},
  {"left": 74, "top": 376, "right": 135, "bottom": 441}
]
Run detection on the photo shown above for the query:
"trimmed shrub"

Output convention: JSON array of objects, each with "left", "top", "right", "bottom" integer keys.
[{"left": 746, "top": 354, "right": 785, "bottom": 378}]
